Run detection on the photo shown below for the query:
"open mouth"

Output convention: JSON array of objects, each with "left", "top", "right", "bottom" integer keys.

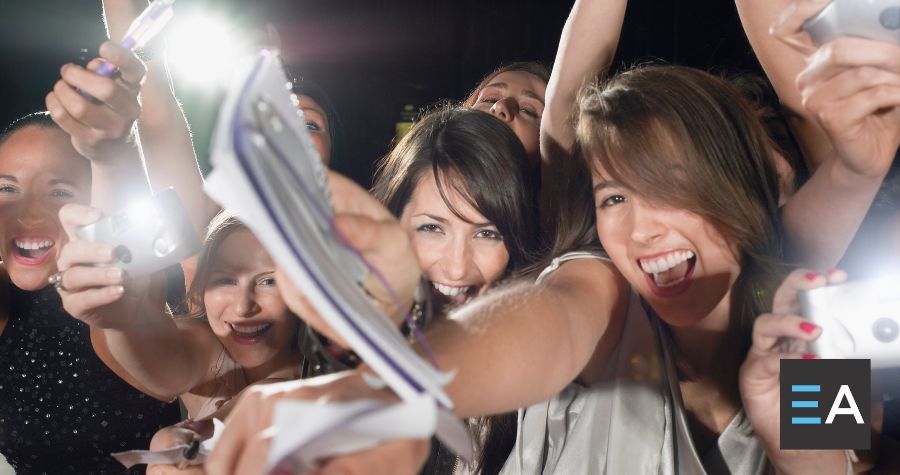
[
  {"left": 227, "top": 322, "right": 273, "bottom": 344},
  {"left": 638, "top": 250, "right": 696, "bottom": 297},
  {"left": 11, "top": 237, "right": 55, "bottom": 266},
  {"left": 431, "top": 282, "right": 476, "bottom": 305}
]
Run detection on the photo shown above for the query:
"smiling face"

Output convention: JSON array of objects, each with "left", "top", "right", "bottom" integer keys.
[
  {"left": 0, "top": 125, "right": 90, "bottom": 290},
  {"left": 470, "top": 70, "right": 546, "bottom": 163},
  {"left": 400, "top": 170, "right": 509, "bottom": 309},
  {"left": 591, "top": 162, "right": 740, "bottom": 328},
  {"left": 203, "top": 229, "right": 299, "bottom": 370},
  {"left": 298, "top": 95, "right": 332, "bottom": 165}
]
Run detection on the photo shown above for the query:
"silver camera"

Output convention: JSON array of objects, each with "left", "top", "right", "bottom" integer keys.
[
  {"left": 77, "top": 188, "right": 201, "bottom": 277},
  {"left": 801, "top": 273, "right": 900, "bottom": 368},
  {"left": 803, "top": 0, "right": 900, "bottom": 46}
]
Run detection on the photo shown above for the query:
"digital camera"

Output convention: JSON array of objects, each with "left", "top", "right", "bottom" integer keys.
[
  {"left": 77, "top": 188, "right": 200, "bottom": 277},
  {"left": 801, "top": 273, "right": 900, "bottom": 369},
  {"left": 803, "top": 0, "right": 900, "bottom": 46}
]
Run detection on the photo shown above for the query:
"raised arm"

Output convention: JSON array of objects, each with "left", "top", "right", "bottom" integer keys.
[
  {"left": 736, "top": 0, "right": 900, "bottom": 270},
  {"left": 540, "top": 0, "right": 627, "bottom": 161},
  {"left": 103, "top": 0, "right": 213, "bottom": 238}
]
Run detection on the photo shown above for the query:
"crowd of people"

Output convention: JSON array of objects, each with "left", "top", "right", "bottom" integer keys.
[{"left": 0, "top": 0, "right": 898, "bottom": 473}]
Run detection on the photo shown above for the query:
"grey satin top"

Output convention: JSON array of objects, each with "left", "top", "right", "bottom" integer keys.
[{"left": 499, "top": 251, "right": 772, "bottom": 475}]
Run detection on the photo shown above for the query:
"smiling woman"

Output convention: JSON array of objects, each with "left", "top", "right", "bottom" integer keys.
[
  {"left": 0, "top": 112, "right": 181, "bottom": 474},
  {"left": 373, "top": 106, "right": 540, "bottom": 315}
]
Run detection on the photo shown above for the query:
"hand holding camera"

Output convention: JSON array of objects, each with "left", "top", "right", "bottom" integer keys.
[
  {"left": 54, "top": 189, "right": 199, "bottom": 329},
  {"left": 802, "top": 272, "right": 900, "bottom": 368},
  {"left": 772, "top": 0, "right": 900, "bottom": 180}
]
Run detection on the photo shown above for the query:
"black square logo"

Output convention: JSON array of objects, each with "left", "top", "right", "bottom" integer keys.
[{"left": 780, "top": 359, "right": 870, "bottom": 450}]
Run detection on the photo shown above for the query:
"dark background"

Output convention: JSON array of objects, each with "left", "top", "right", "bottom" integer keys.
[{"left": 0, "top": 0, "right": 762, "bottom": 187}]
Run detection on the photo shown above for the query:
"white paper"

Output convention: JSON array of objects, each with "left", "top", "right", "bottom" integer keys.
[
  {"left": 265, "top": 395, "right": 458, "bottom": 473},
  {"left": 112, "top": 419, "right": 224, "bottom": 468}
]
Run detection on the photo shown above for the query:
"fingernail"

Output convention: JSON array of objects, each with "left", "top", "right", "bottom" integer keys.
[
  {"left": 800, "top": 321, "right": 818, "bottom": 334},
  {"left": 111, "top": 285, "right": 124, "bottom": 295},
  {"left": 803, "top": 353, "right": 818, "bottom": 359},
  {"left": 106, "top": 267, "right": 123, "bottom": 281},
  {"left": 826, "top": 268, "right": 839, "bottom": 276},
  {"left": 805, "top": 272, "right": 819, "bottom": 281}
]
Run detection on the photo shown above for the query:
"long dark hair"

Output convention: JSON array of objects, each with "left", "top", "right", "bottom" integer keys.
[
  {"left": 372, "top": 105, "right": 541, "bottom": 277},
  {"left": 373, "top": 106, "right": 539, "bottom": 475},
  {"left": 575, "top": 64, "right": 786, "bottom": 398}
]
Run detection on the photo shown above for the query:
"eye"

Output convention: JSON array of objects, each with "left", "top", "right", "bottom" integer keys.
[
  {"left": 475, "top": 229, "right": 503, "bottom": 241},
  {"left": 258, "top": 276, "right": 276, "bottom": 287},
  {"left": 50, "top": 189, "right": 75, "bottom": 200},
  {"left": 305, "top": 121, "right": 321, "bottom": 132},
  {"left": 599, "top": 194, "right": 626, "bottom": 208},
  {"left": 478, "top": 96, "right": 499, "bottom": 106},
  {"left": 520, "top": 107, "right": 539, "bottom": 119},
  {"left": 0, "top": 184, "right": 20, "bottom": 195},
  {"left": 416, "top": 223, "right": 443, "bottom": 234}
]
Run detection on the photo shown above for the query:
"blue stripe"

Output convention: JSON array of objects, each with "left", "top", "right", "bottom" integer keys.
[
  {"left": 791, "top": 385, "right": 821, "bottom": 392},
  {"left": 791, "top": 400, "right": 819, "bottom": 408},
  {"left": 792, "top": 417, "right": 822, "bottom": 424}
]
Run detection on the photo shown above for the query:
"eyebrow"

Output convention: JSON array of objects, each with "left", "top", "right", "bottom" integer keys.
[
  {"left": 0, "top": 175, "right": 16, "bottom": 182},
  {"left": 592, "top": 179, "right": 622, "bottom": 194},
  {"left": 49, "top": 178, "right": 80, "bottom": 188},
  {"left": 415, "top": 213, "right": 493, "bottom": 228},
  {"left": 483, "top": 82, "right": 545, "bottom": 105}
]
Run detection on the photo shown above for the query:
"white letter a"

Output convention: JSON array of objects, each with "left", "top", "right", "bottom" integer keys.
[{"left": 826, "top": 385, "right": 864, "bottom": 424}]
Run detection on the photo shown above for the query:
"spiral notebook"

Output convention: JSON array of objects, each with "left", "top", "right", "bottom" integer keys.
[{"left": 204, "top": 50, "right": 471, "bottom": 466}]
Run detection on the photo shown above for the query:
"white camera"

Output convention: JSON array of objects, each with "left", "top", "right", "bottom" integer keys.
[
  {"left": 803, "top": 0, "right": 900, "bottom": 46},
  {"left": 77, "top": 188, "right": 200, "bottom": 277},
  {"left": 801, "top": 273, "right": 900, "bottom": 368}
]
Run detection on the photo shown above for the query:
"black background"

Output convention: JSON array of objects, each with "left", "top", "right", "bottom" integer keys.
[{"left": 0, "top": 0, "right": 763, "bottom": 187}]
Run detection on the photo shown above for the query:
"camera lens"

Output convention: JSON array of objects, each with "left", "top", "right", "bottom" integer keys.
[
  {"left": 114, "top": 245, "right": 132, "bottom": 263},
  {"left": 880, "top": 6, "right": 900, "bottom": 30},
  {"left": 873, "top": 318, "right": 899, "bottom": 343}
]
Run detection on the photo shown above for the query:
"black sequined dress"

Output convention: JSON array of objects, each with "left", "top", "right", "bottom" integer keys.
[{"left": 0, "top": 284, "right": 181, "bottom": 474}]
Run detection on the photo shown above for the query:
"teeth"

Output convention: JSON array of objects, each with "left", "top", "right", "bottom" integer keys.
[
  {"left": 14, "top": 239, "right": 54, "bottom": 251},
  {"left": 432, "top": 282, "right": 470, "bottom": 297},
  {"left": 229, "top": 323, "right": 271, "bottom": 335},
  {"left": 639, "top": 250, "right": 694, "bottom": 274}
]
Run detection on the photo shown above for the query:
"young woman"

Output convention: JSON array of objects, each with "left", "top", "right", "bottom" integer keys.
[
  {"left": 370, "top": 106, "right": 541, "bottom": 474},
  {"left": 373, "top": 106, "right": 540, "bottom": 315},
  {"left": 54, "top": 208, "right": 303, "bottom": 460},
  {"left": 462, "top": 62, "right": 550, "bottom": 167},
  {"left": 206, "top": 62, "right": 895, "bottom": 474},
  {"left": 0, "top": 43, "right": 183, "bottom": 472}
]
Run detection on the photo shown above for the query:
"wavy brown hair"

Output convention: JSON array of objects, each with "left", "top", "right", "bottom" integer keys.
[{"left": 574, "top": 64, "right": 787, "bottom": 398}]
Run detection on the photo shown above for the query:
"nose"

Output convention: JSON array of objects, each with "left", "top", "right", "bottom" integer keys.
[
  {"left": 233, "top": 286, "right": 260, "bottom": 318},
  {"left": 441, "top": 236, "right": 473, "bottom": 282},
  {"left": 629, "top": 204, "right": 667, "bottom": 246},
  {"left": 16, "top": 196, "right": 49, "bottom": 229},
  {"left": 489, "top": 97, "right": 519, "bottom": 123}
]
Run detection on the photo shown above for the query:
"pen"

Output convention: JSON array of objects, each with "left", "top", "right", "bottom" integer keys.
[{"left": 82, "top": 0, "right": 175, "bottom": 100}]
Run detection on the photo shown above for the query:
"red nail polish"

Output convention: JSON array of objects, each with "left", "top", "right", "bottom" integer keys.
[
  {"left": 805, "top": 272, "right": 819, "bottom": 281},
  {"left": 800, "top": 321, "right": 818, "bottom": 334},
  {"left": 803, "top": 353, "right": 818, "bottom": 360}
]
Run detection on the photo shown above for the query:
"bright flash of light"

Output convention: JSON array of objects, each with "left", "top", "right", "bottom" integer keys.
[{"left": 165, "top": 13, "right": 250, "bottom": 89}]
